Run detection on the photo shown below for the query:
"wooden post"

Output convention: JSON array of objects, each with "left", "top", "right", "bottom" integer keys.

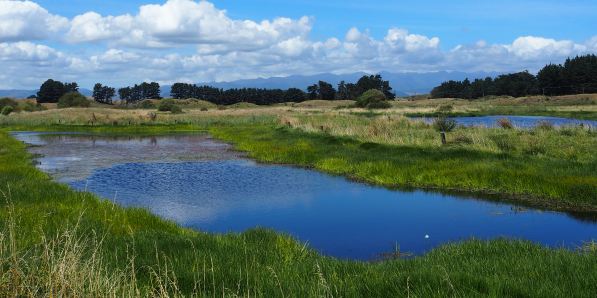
[
  {"left": 320, "top": 125, "right": 324, "bottom": 131},
  {"left": 128, "top": 120, "right": 131, "bottom": 125},
  {"left": 440, "top": 132, "right": 446, "bottom": 145},
  {"left": 175, "top": 120, "right": 177, "bottom": 124},
  {"left": 287, "top": 122, "right": 291, "bottom": 128}
]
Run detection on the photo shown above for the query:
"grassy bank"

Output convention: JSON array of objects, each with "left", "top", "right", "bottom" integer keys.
[{"left": 2, "top": 126, "right": 597, "bottom": 297}]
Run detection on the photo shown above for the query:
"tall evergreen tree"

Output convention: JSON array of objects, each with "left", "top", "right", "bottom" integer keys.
[
  {"left": 37, "top": 79, "right": 66, "bottom": 104},
  {"left": 318, "top": 81, "right": 336, "bottom": 100}
]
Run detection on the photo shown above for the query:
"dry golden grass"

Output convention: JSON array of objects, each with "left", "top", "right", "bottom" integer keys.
[{"left": 298, "top": 100, "right": 355, "bottom": 108}]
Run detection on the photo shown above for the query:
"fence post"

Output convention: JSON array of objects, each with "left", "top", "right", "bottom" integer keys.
[{"left": 440, "top": 132, "right": 446, "bottom": 145}]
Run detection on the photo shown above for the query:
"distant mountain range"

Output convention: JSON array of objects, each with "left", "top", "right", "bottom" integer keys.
[{"left": 1, "top": 71, "right": 505, "bottom": 99}]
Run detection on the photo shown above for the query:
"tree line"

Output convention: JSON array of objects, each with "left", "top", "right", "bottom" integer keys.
[
  {"left": 170, "top": 74, "right": 395, "bottom": 105},
  {"left": 431, "top": 54, "right": 597, "bottom": 99},
  {"left": 33, "top": 74, "right": 396, "bottom": 106},
  {"left": 117, "top": 82, "right": 161, "bottom": 105},
  {"left": 170, "top": 83, "right": 305, "bottom": 105}
]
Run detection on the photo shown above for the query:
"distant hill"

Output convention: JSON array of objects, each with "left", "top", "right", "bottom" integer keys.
[{"left": 2, "top": 71, "right": 506, "bottom": 99}]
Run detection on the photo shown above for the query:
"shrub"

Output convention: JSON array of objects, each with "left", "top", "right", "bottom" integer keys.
[
  {"left": 433, "top": 115, "right": 458, "bottom": 132},
  {"left": 21, "top": 101, "right": 47, "bottom": 112},
  {"left": 0, "top": 97, "right": 18, "bottom": 111},
  {"left": 56, "top": 92, "right": 90, "bottom": 108},
  {"left": 366, "top": 100, "right": 392, "bottom": 109},
  {"left": 355, "top": 89, "right": 386, "bottom": 108},
  {"left": 170, "top": 104, "right": 182, "bottom": 114},
  {"left": 137, "top": 99, "right": 156, "bottom": 109},
  {"left": 157, "top": 98, "right": 175, "bottom": 111},
  {"left": 439, "top": 104, "right": 453, "bottom": 112},
  {"left": 1, "top": 105, "right": 14, "bottom": 115},
  {"left": 200, "top": 107, "right": 208, "bottom": 111},
  {"left": 218, "top": 105, "right": 227, "bottom": 110}
]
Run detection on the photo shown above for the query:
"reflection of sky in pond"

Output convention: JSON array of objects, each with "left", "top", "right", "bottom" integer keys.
[
  {"left": 415, "top": 115, "right": 597, "bottom": 129},
  {"left": 13, "top": 132, "right": 597, "bottom": 261},
  {"left": 12, "top": 132, "right": 240, "bottom": 183}
]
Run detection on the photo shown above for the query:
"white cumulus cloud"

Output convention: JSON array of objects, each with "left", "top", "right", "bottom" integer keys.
[
  {"left": 63, "top": 0, "right": 313, "bottom": 54},
  {"left": 0, "top": 0, "right": 68, "bottom": 42}
]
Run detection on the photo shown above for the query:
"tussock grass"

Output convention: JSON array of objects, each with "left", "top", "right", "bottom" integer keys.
[{"left": 276, "top": 114, "right": 597, "bottom": 162}]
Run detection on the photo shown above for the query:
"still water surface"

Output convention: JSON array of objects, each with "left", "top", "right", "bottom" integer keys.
[
  {"left": 419, "top": 115, "right": 597, "bottom": 129},
  {"left": 13, "top": 132, "right": 597, "bottom": 260}
]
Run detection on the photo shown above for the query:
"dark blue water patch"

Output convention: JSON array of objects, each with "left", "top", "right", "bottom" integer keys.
[
  {"left": 69, "top": 160, "right": 597, "bottom": 261},
  {"left": 415, "top": 115, "right": 597, "bottom": 129}
]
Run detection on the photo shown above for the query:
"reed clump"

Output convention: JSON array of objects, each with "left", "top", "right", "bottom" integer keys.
[{"left": 496, "top": 117, "right": 513, "bottom": 129}]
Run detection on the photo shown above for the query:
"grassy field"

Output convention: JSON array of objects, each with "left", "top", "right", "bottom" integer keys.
[
  {"left": 2, "top": 96, "right": 597, "bottom": 296},
  {"left": 394, "top": 94, "right": 597, "bottom": 120}
]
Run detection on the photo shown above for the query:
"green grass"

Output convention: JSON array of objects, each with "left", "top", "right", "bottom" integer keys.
[{"left": 2, "top": 122, "right": 597, "bottom": 296}]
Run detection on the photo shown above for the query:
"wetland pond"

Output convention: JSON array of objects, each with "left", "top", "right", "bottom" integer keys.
[
  {"left": 418, "top": 115, "right": 597, "bottom": 129},
  {"left": 13, "top": 131, "right": 597, "bottom": 261}
]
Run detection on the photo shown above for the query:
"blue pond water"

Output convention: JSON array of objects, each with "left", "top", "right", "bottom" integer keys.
[
  {"left": 418, "top": 115, "right": 597, "bottom": 129},
  {"left": 13, "top": 132, "right": 597, "bottom": 261}
]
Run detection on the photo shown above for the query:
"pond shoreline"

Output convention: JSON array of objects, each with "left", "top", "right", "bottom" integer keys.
[
  {"left": 3, "top": 124, "right": 597, "bottom": 297},
  {"left": 208, "top": 123, "right": 597, "bottom": 214}
]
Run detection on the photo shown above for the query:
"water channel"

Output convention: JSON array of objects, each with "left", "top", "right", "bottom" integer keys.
[
  {"left": 13, "top": 130, "right": 597, "bottom": 261},
  {"left": 417, "top": 115, "right": 597, "bottom": 129}
]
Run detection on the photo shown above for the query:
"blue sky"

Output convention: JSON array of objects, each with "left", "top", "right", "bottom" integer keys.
[{"left": 1, "top": 0, "right": 596, "bottom": 89}]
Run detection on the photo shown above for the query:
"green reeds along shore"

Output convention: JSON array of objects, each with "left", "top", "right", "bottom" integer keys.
[{"left": 1, "top": 112, "right": 597, "bottom": 296}]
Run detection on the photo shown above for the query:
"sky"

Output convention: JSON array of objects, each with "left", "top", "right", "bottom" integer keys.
[{"left": 0, "top": 0, "right": 596, "bottom": 89}]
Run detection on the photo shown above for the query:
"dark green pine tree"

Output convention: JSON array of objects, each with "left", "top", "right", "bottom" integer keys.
[{"left": 37, "top": 79, "right": 66, "bottom": 103}]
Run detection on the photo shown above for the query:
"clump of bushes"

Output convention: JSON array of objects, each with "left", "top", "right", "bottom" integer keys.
[
  {"left": 0, "top": 97, "right": 18, "bottom": 112},
  {"left": 200, "top": 107, "right": 208, "bottom": 111},
  {"left": 439, "top": 104, "right": 454, "bottom": 112},
  {"left": 21, "top": 100, "right": 47, "bottom": 112},
  {"left": 218, "top": 105, "right": 227, "bottom": 110},
  {"left": 157, "top": 98, "right": 175, "bottom": 111},
  {"left": 136, "top": 99, "right": 156, "bottom": 109},
  {"left": 170, "top": 104, "right": 182, "bottom": 114},
  {"left": 57, "top": 92, "right": 90, "bottom": 108},
  {"left": 355, "top": 89, "right": 391, "bottom": 109},
  {"left": 1, "top": 105, "right": 14, "bottom": 115},
  {"left": 433, "top": 115, "right": 458, "bottom": 132}
]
